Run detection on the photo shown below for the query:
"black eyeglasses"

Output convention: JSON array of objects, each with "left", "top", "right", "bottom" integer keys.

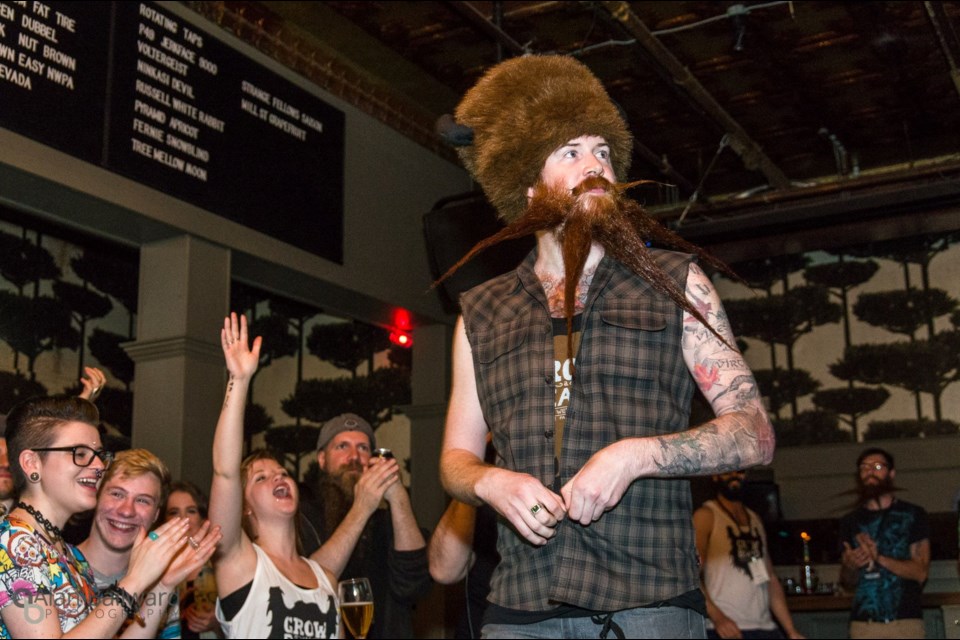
[
  {"left": 31, "top": 446, "right": 114, "bottom": 468},
  {"left": 858, "top": 462, "right": 888, "bottom": 472}
]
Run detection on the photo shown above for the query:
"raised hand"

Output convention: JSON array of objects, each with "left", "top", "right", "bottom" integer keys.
[
  {"left": 78, "top": 366, "right": 107, "bottom": 401},
  {"left": 221, "top": 312, "right": 262, "bottom": 381}
]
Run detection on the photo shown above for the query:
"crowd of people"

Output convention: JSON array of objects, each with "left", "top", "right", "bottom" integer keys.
[{"left": 0, "top": 54, "right": 942, "bottom": 639}]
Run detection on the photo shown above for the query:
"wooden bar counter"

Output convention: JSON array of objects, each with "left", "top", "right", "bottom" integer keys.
[{"left": 787, "top": 591, "right": 960, "bottom": 611}]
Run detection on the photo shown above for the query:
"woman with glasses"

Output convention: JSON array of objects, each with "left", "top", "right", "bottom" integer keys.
[{"left": 0, "top": 394, "right": 216, "bottom": 638}]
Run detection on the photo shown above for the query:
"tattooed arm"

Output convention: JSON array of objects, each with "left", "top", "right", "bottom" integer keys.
[
  {"left": 561, "top": 264, "right": 774, "bottom": 524},
  {"left": 655, "top": 263, "right": 775, "bottom": 474}
]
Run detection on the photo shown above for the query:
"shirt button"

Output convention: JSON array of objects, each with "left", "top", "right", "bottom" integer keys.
[
  {"left": 544, "top": 429, "right": 554, "bottom": 439},
  {"left": 544, "top": 375, "right": 552, "bottom": 385}
]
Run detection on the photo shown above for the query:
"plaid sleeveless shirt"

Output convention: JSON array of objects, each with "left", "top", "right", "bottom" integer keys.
[{"left": 460, "top": 248, "right": 701, "bottom": 612}]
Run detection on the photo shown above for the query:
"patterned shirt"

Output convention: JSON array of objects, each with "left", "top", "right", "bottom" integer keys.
[
  {"left": 461, "top": 248, "right": 700, "bottom": 612},
  {"left": 839, "top": 499, "right": 929, "bottom": 622},
  {"left": 0, "top": 517, "right": 98, "bottom": 638}
]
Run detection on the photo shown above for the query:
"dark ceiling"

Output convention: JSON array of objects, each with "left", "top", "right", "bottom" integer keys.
[{"left": 227, "top": 1, "right": 960, "bottom": 245}]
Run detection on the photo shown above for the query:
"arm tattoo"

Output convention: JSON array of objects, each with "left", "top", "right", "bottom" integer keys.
[
  {"left": 223, "top": 375, "right": 234, "bottom": 409},
  {"left": 652, "top": 411, "right": 771, "bottom": 475}
]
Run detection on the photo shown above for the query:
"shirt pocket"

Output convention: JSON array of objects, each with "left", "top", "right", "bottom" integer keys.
[
  {"left": 594, "top": 300, "right": 673, "bottom": 435},
  {"left": 473, "top": 317, "right": 532, "bottom": 424}
]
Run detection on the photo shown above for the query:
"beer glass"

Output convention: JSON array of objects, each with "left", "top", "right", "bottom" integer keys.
[{"left": 338, "top": 577, "right": 373, "bottom": 639}]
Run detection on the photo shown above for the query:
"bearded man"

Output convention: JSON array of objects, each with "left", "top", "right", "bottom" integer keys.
[
  {"left": 694, "top": 472, "right": 804, "bottom": 639},
  {"left": 437, "top": 55, "right": 775, "bottom": 638},
  {"left": 839, "top": 448, "right": 930, "bottom": 639},
  {"left": 299, "top": 413, "right": 431, "bottom": 639}
]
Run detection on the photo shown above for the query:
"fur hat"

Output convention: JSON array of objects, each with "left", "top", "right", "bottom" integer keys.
[{"left": 452, "top": 55, "right": 632, "bottom": 222}]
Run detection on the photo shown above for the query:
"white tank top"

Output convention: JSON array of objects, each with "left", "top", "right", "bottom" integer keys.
[
  {"left": 702, "top": 500, "right": 776, "bottom": 631},
  {"left": 216, "top": 544, "right": 341, "bottom": 639}
]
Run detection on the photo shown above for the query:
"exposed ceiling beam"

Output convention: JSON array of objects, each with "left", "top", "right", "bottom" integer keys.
[
  {"left": 446, "top": 1, "right": 528, "bottom": 56},
  {"left": 600, "top": 1, "right": 792, "bottom": 190}
]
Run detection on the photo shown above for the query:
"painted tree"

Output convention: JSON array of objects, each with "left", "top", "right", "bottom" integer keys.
[
  {"left": 803, "top": 256, "right": 885, "bottom": 438},
  {"left": 87, "top": 329, "right": 135, "bottom": 391},
  {"left": 804, "top": 256, "right": 879, "bottom": 349},
  {"left": 723, "top": 254, "right": 815, "bottom": 419},
  {"left": 0, "top": 292, "right": 78, "bottom": 380},
  {"left": 774, "top": 410, "right": 852, "bottom": 447},
  {"left": 51, "top": 280, "right": 112, "bottom": 381},
  {"left": 70, "top": 250, "right": 139, "bottom": 339},
  {"left": 264, "top": 424, "right": 321, "bottom": 478},
  {"left": 831, "top": 332, "right": 960, "bottom": 424},
  {"left": 0, "top": 230, "right": 61, "bottom": 371},
  {"left": 307, "top": 321, "right": 392, "bottom": 378},
  {"left": 0, "top": 372, "right": 46, "bottom": 413},
  {"left": 268, "top": 297, "right": 321, "bottom": 425},
  {"left": 726, "top": 285, "right": 840, "bottom": 416},
  {"left": 281, "top": 366, "right": 411, "bottom": 430}
]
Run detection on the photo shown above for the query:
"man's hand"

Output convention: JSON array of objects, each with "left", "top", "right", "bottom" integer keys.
[
  {"left": 842, "top": 538, "right": 876, "bottom": 571},
  {"left": 560, "top": 440, "right": 636, "bottom": 525},
  {"left": 376, "top": 458, "right": 411, "bottom": 506},
  {"left": 476, "top": 467, "right": 565, "bottom": 545},
  {"left": 854, "top": 532, "right": 878, "bottom": 560},
  {"left": 353, "top": 457, "right": 400, "bottom": 516},
  {"left": 710, "top": 609, "right": 743, "bottom": 639}
]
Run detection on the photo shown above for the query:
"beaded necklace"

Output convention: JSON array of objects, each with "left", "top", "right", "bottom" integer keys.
[{"left": 16, "top": 501, "right": 64, "bottom": 542}]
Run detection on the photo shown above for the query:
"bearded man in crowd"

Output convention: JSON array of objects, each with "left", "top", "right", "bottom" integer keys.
[
  {"left": 436, "top": 55, "right": 775, "bottom": 638},
  {"left": 299, "top": 413, "right": 431, "bottom": 639},
  {"left": 839, "top": 447, "right": 930, "bottom": 639}
]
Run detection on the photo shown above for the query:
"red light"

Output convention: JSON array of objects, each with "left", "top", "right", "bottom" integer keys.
[
  {"left": 389, "top": 330, "right": 413, "bottom": 348},
  {"left": 392, "top": 308, "right": 412, "bottom": 331}
]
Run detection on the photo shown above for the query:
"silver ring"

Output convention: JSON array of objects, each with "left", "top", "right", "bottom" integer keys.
[
  {"left": 530, "top": 503, "right": 543, "bottom": 516},
  {"left": 187, "top": 536, "right": 200, "bottom": 551}
]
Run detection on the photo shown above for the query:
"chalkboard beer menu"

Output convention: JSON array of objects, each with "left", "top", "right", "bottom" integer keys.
[{"left": 0, "top": 1, "right": 345, "bottom": 263}]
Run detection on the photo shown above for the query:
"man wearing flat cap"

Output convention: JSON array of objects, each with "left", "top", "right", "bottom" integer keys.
[
  {"left": 300, "top": 413, "right": 431, "bottom": 639},
  {"left": 438, "top": 55, "right": 775, "bottom": 637}
]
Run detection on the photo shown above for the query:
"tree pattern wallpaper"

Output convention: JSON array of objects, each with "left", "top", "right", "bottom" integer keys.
[
  {"left": 4, "top": 210, "right": 956, "bottom": 456},
  {"left": 713, "top": 230, "right": 960, "bottom": 446},
  {"left": 0, "top": 213, "right": 412, "bottom": 478}
]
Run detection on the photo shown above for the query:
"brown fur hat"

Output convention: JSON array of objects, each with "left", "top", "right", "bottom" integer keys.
[{"left": 454, "top": 55, "right": 632, "bottom": 222}]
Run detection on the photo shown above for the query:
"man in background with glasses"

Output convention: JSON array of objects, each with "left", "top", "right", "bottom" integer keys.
[{"left": 839, "top": 447, "right": 930, "bottom": 639}]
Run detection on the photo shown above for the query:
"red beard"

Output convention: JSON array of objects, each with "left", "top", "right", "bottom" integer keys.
[{"left": 435, "top": 177, "right": 740, "bottom": 351}]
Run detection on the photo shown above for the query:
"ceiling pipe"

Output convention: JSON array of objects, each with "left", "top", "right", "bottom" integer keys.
[
  {"left": 447, "top": 1, "right": 528, "bottom": 56},
  {"left": 600, "top": 1, "right": 792, "bottom": 191},
  {"left": 923, "top": 1, "right": 960, "bottom": 100}
]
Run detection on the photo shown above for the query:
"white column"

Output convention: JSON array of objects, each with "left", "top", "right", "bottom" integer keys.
[{"left": 124, "top": 235, "right": 230, "bottom": 492}]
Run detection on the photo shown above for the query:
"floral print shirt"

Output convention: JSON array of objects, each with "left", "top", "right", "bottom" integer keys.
[{"left": 0, "top": 517, "right": 98, "bottom": 638}]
